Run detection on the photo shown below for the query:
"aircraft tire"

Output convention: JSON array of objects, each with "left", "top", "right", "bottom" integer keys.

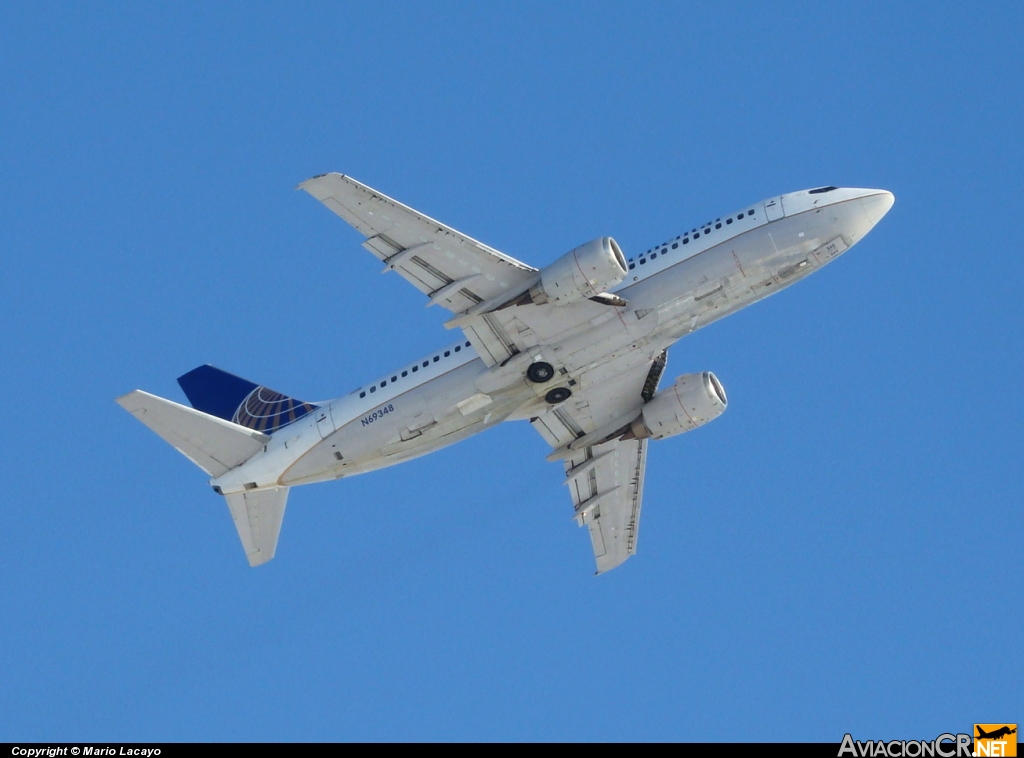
[
  {"left": 545, "top": 387, "right": 572, "bottom": 404},
  {"left": 527, "top": 361, "right": 555, "bottom": 383}
]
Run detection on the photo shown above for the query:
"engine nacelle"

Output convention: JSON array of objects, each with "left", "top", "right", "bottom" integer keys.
[
  {"left": 627, "top": 372, "right": 728, "bottom": 440},
  {"left": 531, "top": 236, "right": 627, "bottom": 305}
]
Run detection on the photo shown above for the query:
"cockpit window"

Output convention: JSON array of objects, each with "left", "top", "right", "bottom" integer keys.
[{"left": 809, "top": 186, "right": 838, "bottom": 194}]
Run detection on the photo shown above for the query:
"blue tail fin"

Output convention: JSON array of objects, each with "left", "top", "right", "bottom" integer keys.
[{"left": 177, "top": 365, "right": 318, "bottom": 435}]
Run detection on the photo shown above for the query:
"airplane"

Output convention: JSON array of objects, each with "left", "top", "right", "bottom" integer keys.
[
  {"left": 976, "top": 726, "right": 1016, "bottom": 741},
  {"left": 116, "top": 174, "right": 894, "bottom": 573}
]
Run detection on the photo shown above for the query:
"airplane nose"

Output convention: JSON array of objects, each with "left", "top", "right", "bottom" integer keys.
[{"left": 859, "top": 190, "right": 895, "bottom": 228}]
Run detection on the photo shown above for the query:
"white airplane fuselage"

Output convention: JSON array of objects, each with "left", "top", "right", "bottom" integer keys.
[{"left": 211, "top": 186, "right": 894, "bottom": 497}]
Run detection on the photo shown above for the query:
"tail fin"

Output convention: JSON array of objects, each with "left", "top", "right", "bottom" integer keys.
[
  {"left": 116, "top": 390, "right": 270, "bottom": 477},
  {"left": 177, "top": 365, "right": 318, "bottom": 435},
  {"left": 117, "top": 389, "right": 290, "bottom": 567},
  {"left": 226, "top": 487, "right": 289, "bottom": 566}
]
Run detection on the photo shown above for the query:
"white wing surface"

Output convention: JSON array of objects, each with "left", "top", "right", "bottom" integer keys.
[
  {"left": 116, "top": 390, "right": 270, "bottom": 478},
  {"left": 566, "top": 438, "right": 647, "bottom": 574},
  {"left": 299, "top": 173, "right": 537, "bottom": 314},
  {"left": 531, "top": 353, "right": 661, "bottom": 573},
  {"left": 300, "top": 173, "right": 660, "bottom": 367}
]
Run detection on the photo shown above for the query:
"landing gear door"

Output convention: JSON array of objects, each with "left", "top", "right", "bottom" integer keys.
[{"left": 764, "top": 196, "right": 784, "bottom": 221}]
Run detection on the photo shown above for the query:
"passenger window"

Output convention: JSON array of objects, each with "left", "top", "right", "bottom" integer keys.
[
  {"left": 672, "top": 243, "right": 678, "bottom": 249},
  {"left": 360, "top": 391, "right": 366, "bottom": 398},
  {"left": 639, "top": 258, "right": 646, "bottom": 264},
  {"left": 715, "top": 223, "right": 722, "bottom": 229},
  {"left": 465, "top": 341, "right": 471, "bottom": 347},
  {"left": 748, "top": 209, "right": 755, "bottom": 215},
  {"left": 423, "top": 361, "right": 429, "bottom": 367},
  {"left": 454, "top": 345, "right": 461, "bottom": 352},
  {"left": 737, "top": 212, "right": 744, "bottom": 219},
  {"left": 402, "top": 370, "right": 408, "bottom": 377},
  {"left": 694, "top": 232, "right": 700, "bottom": 239},
  {"left": 412, "top": 365, "right": 418, "bottom": 372},
  {"left": 651, "top": 252, "right": 657, "bottom": 259},
  {"left": 380, "top": 381, "right": 386, "bottom": 387},
  {"left": 433, "top": 356, "right": 439, "bottom": 362},
  {"left": 629, "top": 263, "right": 635, "bottom": 270},
  {"left": 370, "top": 386, "right": 376, "bottom": 393},
  {"left": 391, "top": 376, "right": 397, "bottom": 382},
  {"left": 683, "top": 238, "right": 689, "bottom": 244},
  {"left": 444, "top": 351, "right": 450, "bottom": 357},
  {"left": 726, "top": 218, "right": 732, "bottom": 224}
]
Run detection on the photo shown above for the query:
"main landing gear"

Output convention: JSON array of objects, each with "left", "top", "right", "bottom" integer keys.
[
  {"left": 545, "top": 387, "right": 572, "bottom": 404},
  {"left": 526, "top": 360, "right": 571, "bottom": 404},
  {"left": 526, "top": 361, "right": 555, "bottom": 383}
]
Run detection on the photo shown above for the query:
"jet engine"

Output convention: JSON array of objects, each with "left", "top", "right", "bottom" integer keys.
[
  {"left": 529, "top": 237, "right": 627, "bottom": 305},
  {"left": 625, "top": 372, "right": 728, "bottom": 440}
]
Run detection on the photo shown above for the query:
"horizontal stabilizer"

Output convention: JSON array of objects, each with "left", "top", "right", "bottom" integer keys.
[
  {"left": 224, "top": 487, "right": 289, "bottom": 567},
  {"left": 116, "top": 390, "right": 270, "bottom": 477},
  {"left": 177, "top": 365, "right": 317, "bottom": 435}
]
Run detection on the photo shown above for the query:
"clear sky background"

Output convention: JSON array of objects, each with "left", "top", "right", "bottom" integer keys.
[{"left": 1, "top": 2, "right": 1021, "bottom": 742}]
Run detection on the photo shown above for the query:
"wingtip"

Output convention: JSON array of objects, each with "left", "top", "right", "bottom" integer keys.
[
  {"left": 115, "top": 389, "right": 145, "bottom": 410},
  {"left": 296, "top": 172, "right": 346, "bottom": 191}
]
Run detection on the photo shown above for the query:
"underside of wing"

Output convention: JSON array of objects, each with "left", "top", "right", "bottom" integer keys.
[
  {"left": 299, "top": 173, "right": 537, "bottom": 315},
  {"left": 563, "top": 438, "right": 648, "bottom": 574},
  {"left": 531, "top": 352, "right": 664, "bottom": 573}
]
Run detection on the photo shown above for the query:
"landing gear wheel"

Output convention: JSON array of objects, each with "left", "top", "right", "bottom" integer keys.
[
  {"left": 526, "top": 361, "right": 555, "bottom": 384},
  {"left": 545, "top": 387, "right": 572, "bottom": 404}
]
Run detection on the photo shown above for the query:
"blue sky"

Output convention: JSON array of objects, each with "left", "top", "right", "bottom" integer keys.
[{"left": 1, "top": 2, "right": 1021, "bottom": 741}]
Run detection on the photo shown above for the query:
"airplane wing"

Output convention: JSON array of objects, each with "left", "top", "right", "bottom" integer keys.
[
  {"left": 299, "top": 173, "right": 538, "bottom": 316},
  {"left": 301, "top": 173, "right": 662, "bottom": 571},
  {"left": 564, "top": 437, "right": 647, "bottom": 574},
  {"left": 300, "top": 173, "right": 651, "bottom": 367},
  {"left": 531, "top": 352, "right": 661, "bottom": 573}
]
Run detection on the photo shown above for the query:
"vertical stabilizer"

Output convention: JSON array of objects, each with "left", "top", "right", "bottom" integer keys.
[
  {"left": 224, "top": 487, "right": 290, "bottom": 567},
  {"left": 177, "top": 365, "right": 318, "bottom": 435}
]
